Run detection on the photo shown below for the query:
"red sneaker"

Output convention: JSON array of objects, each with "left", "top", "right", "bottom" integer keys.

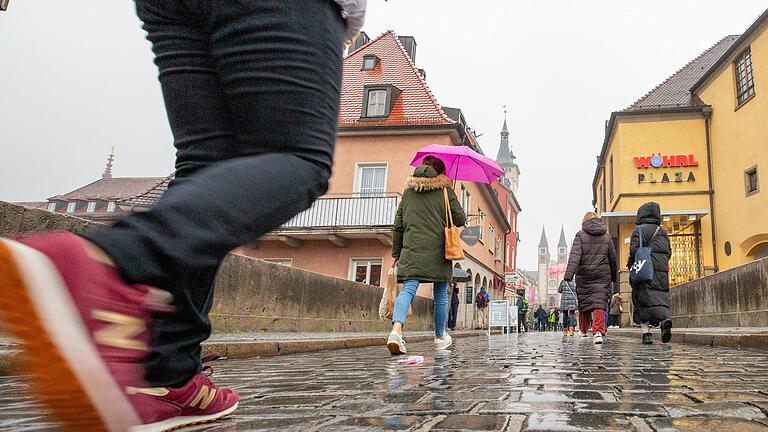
[
  {"left": 0, "top": 233, "right": 169, "bottom": 431},
  {"left": 128, "top": 369, "right": 239, "bottom": 432}
]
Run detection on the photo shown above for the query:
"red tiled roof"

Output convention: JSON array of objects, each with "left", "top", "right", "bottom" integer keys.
[
  {"left": 339, "top": 31, "right": 454, "bottom": 128},
  {"left": 48, "top": 177, "right": 167, "bottom": 201}
]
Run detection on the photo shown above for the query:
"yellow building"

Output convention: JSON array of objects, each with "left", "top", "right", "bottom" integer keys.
[{"left": 594, "top": 10, "right": 768, "bottom": 323}]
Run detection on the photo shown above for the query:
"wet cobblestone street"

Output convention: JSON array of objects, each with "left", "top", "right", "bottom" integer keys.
[{"left": 3, "top": 332, "right": 768, "bottom": 431}]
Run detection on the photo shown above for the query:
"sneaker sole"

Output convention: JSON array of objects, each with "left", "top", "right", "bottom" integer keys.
[
  {"left": 129, "top": 402, "right": 239, "bottom": 432},
  {"left": 660, "top": 320, "right": 673, "bottom": 344},
  {"left": 386, "top": 341, "right": 406, "bottom": 355},
  {"left": 0, "top": 239, "right": 139, "bottom": 431}
]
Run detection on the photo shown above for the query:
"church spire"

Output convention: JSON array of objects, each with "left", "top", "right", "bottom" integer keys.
[
  {"left": 539, "top": 226, "right": 548, "bottom": 248},
  {"left": 495, "top": 107, "right": 515, "bottom": 166},
  {"left": 102, "top": 146, "right": 115, "bottom": 179},
  {"left": 558, "top": 226, "right": 567, "bottom": 248}
]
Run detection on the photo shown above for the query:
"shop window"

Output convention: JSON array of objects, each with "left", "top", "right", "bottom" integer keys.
[
  {"left": 745, "top": 166, "right": 759, "bottom": 197},
  {"left": 735, "top": 48, "right": 756, "bottom": 107},
  {"left": 351, "top": 259, "right": 382, "bottom": 286}
]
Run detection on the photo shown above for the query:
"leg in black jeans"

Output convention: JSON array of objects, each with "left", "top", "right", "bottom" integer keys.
[{"left": 81, "top": 0, "right": 344, "bottom": 387}]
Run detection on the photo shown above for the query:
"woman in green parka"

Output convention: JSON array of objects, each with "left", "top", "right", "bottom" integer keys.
[{"left": 387, "top": 156, "right": 466, "bottom": 355}]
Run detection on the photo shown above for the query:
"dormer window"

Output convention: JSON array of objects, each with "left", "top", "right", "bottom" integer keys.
[
  {"left": 362, "top": 54, "right": 379, "bottom": 71},
  {"left": 361, "top": 84, "right": 401, "bottom": 119}
]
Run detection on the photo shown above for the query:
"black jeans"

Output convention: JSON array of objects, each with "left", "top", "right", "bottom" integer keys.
[{"left": 82, "top": 0, "right": 344, "bottom": 387}]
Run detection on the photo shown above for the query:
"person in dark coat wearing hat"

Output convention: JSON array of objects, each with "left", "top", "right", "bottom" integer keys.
[
  {"left": 447, "top": 282, "right": 460, "bottom": 331},
  {"left": 563, "top": 212, "right": 618, "bottom": 345},
  {"left": 628, "top": 202, "right": 673, "bottom": 345}
]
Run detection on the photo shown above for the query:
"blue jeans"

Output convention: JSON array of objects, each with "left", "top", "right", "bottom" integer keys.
[
  {"left": 393, "top": 280, "right": 449, "bottom": 337},
  {"left": 562, "top": 309, "right": 575, "bottom": 328}
]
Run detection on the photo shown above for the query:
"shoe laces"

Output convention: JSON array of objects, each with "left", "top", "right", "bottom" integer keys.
[{"left": 201, "top": 353, "right": 220, "bottom": 377}]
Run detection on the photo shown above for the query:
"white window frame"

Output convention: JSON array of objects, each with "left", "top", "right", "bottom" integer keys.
[
  {"left": 262, "top": 258, "right": 293, "bottom": 267},
  {"left": 477, "top": 208, "right": 485, "bottom": 242},
  {"left": 107, "top": 201, "right": 117, "bottom": 213},
  {"left": 66, "top": 202, "right": 77, "bottom": 213},
  {"left": 350, "top": 258, "right": 384, "bottom": 286},
  {"left": 489, "top": 224, "right": 495, "bottom": 252},
  {"left": 354, "top": 163, "right": 388, "bottom": 196},
  {"left": 460, "top": 185, "right": 472, "bottom": 215},
  {"left": 47, "top": 202, "right": 57, "bottom": 212},
  {"left": 86, "top": 201, "right": 97, "bottom": 213},
  {"left": 366, "top": 89, "right": 387, "bottom": 117}
]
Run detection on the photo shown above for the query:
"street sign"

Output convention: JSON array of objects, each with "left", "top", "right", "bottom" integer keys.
[
  {"left": 504, "top": 274, "right": 517, "bottom": 284},
  {"left": 460, "top": 226, "right": 481, "bottom": 246}
]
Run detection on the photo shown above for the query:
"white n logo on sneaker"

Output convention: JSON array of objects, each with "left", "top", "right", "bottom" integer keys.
[
  {"left": 190, "top": 385, "right": 217, "bottom": 410},
  {"left": 92, "top": 310, "right": 146, "bottom": 350}
]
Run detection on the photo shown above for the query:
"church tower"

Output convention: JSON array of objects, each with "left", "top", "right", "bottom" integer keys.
[
  {"left": 537, "top": 227, "right": 549, "bottom": 305},
  {"left": 495, "top": 109, "right": 521, "bottom": 194},
  {"left": 557, "top": 226, "right": 568, "bottom": 265}
]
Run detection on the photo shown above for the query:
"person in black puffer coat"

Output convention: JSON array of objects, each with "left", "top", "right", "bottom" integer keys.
[
  {"left": 628, "top": 202, "right": 673, "bottom": 345},
  {"left": 564, "top": 212, "right": 617, "bottom": 345}
]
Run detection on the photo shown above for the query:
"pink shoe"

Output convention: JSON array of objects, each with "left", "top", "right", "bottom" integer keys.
[
  {"left": 0, "top": 233, "right": 169, "bottom": 431},
  {"left": 128, "top": 366, "right": 239, "bottom": 432}
]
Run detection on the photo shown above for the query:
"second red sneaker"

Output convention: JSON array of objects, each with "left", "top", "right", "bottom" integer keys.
[{"left": 128, "top": 372, "right": 239, "bottom": 432}]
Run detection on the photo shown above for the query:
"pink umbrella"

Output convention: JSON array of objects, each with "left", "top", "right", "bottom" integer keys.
[{"left": 410, "top": 144, "right": 505, "bottom": 184}]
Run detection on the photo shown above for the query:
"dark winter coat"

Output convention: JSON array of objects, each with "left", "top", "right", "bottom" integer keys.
[
  {"left": 535, "top": 306, "right": 546, "bottom": 321},
  {"left": 563, "top": 217, "right": 618, "bottom": 313},
  {"left": 392, "top": 165, "right": 466, "bottom": 282},
  {"left": 627, "top": 202, "right": 671, "bottom": 325}
]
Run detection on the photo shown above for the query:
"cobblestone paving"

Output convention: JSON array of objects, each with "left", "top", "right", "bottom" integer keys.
[{"left": 3, "top": 332, "right": 768, "bottom": 431}]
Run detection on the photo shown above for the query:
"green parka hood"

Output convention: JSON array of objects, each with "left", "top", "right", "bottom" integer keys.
[{"left": 405, "top": 165, "right": 453, "bottom": 192}]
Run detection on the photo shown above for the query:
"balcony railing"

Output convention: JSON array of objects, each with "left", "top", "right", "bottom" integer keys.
[{"left": 280, "top": 192, "right": 401, "bottom": 230}]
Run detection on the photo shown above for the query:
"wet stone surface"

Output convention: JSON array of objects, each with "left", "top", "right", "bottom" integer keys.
[{"left": 3, "top": 332, "right": 768, "bottom": 431}]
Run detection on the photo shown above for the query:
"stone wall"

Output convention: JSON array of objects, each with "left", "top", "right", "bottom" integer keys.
[
  {"left": 212, "top": 253, "right": 433, "bottom": 332},
  {"left": 670, "top": 258, "right": 768, "bottom": 328},
  {"left": 0, "top": 201, "right": 436, "bottom": 332}
]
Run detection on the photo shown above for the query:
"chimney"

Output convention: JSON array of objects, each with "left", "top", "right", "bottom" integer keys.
[
  {"left": 418, "top": 68, "right": 426, "bottom": 80},
  {"left": 348, "top": 31, "right": 370, "bottom": 54},
  {"left": 398, "top": 36, "right": 417, "bottom": 63}
]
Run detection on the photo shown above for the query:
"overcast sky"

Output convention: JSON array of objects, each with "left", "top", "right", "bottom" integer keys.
[{"left": 1, "top": 0, "right": 766, "bottom": 270}]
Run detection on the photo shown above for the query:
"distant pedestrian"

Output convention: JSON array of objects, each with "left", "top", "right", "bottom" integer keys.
[
  {"left": 475, "top": 286, "right": 490, "bottom": 328},
  {"left": 516, "top": 293, "right": 529, "bottom": 332},
  {"left": 388, "top": 157, "right": 466, "bottom": 355},
  {"left": 628, "top": 202, "right": 672, "bottom": 345},
  {"left": 608, "top": 292, "right": 623, "bottom": 328},
  {"left": 447, "top": 283, "right": 460, "bottom": 331},
  {"left": 563, "top": 211, "right": 618, "bottom": 345},
  {"left": 559, "top": 280, "right": 577, "bottom": 336},
  {"left": 547, "top": 307, "right": 556, "bottom": 331},
  {"left": 554, "top": 308, "right": 561, "bottom": 331},
  {"left": 535, "top": 305, "right": 547, "bottom": 332}
]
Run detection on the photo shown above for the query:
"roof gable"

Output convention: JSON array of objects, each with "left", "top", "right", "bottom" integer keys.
[
  {"left": 625, "top": 35, "right": 740, "bottom": 112},
  {"left": 692, "top": 8, "right": 768, "bottom": 93},
  {"left": 49, "top": 177, "right": 167, "bottom": 201},
  {"left": 339, "top": 31, "right": 454, "bottom": 128}
]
